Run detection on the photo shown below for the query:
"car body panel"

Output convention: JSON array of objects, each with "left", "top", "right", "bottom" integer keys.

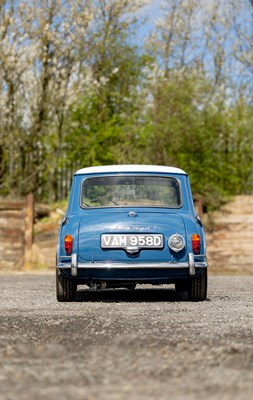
[
  {"left": 78, "top": 211, "right": 186, "bottom": 262},
  {"left": 56, "top": 165, "right": 208, "bottom": 287}
]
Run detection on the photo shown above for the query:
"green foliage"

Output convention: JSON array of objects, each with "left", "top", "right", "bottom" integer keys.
[
  {"left": 138, "top": 74, "right": 253, "bottom": 210},
  {"left": 1, "top": 0, "right": 253, "bottom": 211},
  {"left": 59, "top": 69, "right": 253, "bottom": 211},
  {"left": 65, "top": 44, "right": 151, "bottom": 168}
]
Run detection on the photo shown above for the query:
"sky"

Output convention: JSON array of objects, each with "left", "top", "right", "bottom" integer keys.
[
  {"left": 141, "top": 0, "right": 163, "bottom": 18},
  {"left": 137, "top": 0, "right": 163, "bottom": 39}
]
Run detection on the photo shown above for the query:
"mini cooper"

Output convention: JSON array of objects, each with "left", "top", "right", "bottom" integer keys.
[{"left": 56, "top": 165, "right": 208, "bottom": 301}]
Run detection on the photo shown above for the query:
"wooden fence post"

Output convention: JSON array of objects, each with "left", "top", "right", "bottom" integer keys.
[{"left": 24, "top": 194, "right": 34, "bottom": 267}]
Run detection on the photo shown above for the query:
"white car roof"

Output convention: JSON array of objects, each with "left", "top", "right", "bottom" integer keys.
[{"left": 75, "top": 165, "right": 187, "bottom": 175}]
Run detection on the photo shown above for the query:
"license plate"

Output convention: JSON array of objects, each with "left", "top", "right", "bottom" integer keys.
[{"left": 101, "top": 234, "right": 164, "bottom": 249}]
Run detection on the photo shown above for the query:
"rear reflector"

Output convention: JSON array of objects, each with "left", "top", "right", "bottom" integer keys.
[
  {"left": 192, "top": 234, "right": 200, "bottom": 254},
  {"left": 64, "top": 235, "right": 73, "bottom": 255}
]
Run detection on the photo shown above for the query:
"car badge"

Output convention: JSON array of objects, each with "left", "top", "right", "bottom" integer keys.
[{"left": 128, "top": 211, "right": 137, "bottom": 217}]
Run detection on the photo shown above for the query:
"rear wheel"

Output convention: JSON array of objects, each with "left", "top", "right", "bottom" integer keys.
[
  {"left": 175, "top": 281, "right": 188, "bottom": 292},
  {"left": 56, "top": 269, "right": 77, "bottom": 302},
  {"left": 187, "top": 269, "right": 207, "bottom": 301}
]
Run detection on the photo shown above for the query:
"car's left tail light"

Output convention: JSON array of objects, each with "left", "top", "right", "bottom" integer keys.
[
  {"left": 192, "top": 234, "right": 200, "bottom": 254},
  {"left": 64, "top": 235, "right": 73, "bottom": 255}
]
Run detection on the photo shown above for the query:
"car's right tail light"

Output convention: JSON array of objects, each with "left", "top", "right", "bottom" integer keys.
[
  {"left": 64, "top": 235, "right": 73, "bottom": 255},
  {"left": 192, "top": 234, "right": 200, "bottom": 254}
]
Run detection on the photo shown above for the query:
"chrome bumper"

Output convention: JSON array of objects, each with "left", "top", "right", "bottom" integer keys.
[{"left": 57, "top": 253, "right": 208, "bottom": 277}]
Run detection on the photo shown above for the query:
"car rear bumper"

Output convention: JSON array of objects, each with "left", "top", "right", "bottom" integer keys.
[{"left": 57, "top": 253, "right": 208, "bottom": 277}]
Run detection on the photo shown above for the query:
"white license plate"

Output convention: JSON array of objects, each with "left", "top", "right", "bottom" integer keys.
[{"left": 101, "top": 234, "right": 163, "bottom": 249}]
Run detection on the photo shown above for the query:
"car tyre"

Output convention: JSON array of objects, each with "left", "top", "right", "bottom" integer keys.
[
  {"left": 56, "top": 269, "right": 77, "bottom": 302},
  {"left": 175, "top": 282, "right": 188, "bottom": 292},
  {"left": 187, "top": 269, "right": 207, "bottom": 301}
]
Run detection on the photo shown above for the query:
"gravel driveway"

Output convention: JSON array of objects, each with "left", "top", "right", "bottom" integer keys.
[{"left": 0, "top": 273, "right": 252, "bottom": 400}]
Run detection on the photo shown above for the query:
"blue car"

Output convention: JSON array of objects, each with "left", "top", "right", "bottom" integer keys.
[{"left": 56, "top": 165, "right": 208, "bottom": 301}]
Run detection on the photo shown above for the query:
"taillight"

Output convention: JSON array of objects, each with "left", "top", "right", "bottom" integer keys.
[
  {"left": 192, "top": 234, "right": 200, "bottom": 254},
  {"left": 64, "top": 235, "right": 73, "bottom": 255}
]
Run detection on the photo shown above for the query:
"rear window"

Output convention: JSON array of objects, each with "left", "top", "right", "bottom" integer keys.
[{"left": 81, "top": 175, "right": 182, "bottom": 208}]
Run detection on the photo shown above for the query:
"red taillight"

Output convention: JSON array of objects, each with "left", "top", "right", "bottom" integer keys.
[
  {"left": 192, "top": 234, "right": 200, "bottom": 254},
  {"left": 64, "top": 235, "right": 73, "bottom": 255}
]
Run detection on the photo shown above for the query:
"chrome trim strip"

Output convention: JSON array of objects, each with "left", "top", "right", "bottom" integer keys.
[
  {"left": 79, "top": 262, "right": 190, "bottom": 269},
  {"left": 57, "top": 261, "right": 208, "bottom": 270}
]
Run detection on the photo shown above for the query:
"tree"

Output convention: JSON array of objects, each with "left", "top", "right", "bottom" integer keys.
[
  {"left": 0, "top": 0, "right": 30, "bottom": 194},
  {"left": 0, "top": 0, "right": 252, "bottom": 207},
  {"left": 229, "top": 0, "right": 253, "bottom": 99},
  {"left": 141, "top": 71, "right": 253, "bottom": 209},
  {"left": 0, "top": 0, "right": 93, "bottom": 200},
  {"left": 65, "top": 0, "right": 150, "bottom": 168}
]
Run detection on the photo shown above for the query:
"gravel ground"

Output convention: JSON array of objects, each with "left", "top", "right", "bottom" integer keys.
[{"left": 0, "top": 273, "right": 252, "bottom": 400}]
